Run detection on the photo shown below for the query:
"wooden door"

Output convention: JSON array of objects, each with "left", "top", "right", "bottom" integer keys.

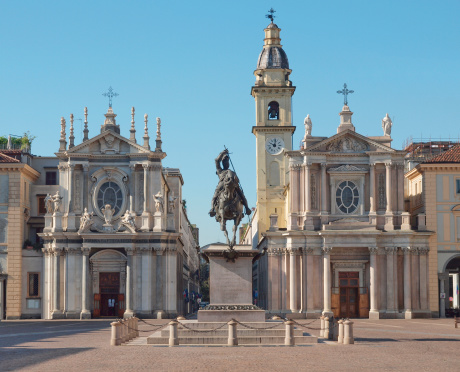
[
  {"left": 339, "top": 272, "right": 360, "bottom": 318},
  {"left": 117, "top": 294, "right": 125, "bottom": 318},
  {"left": 331, "top": 293, "right": 340, "bottom": 318},
  {"left": 359, "top": 291, "right": 369, "bottom": 318},
  {"left": 93, "top": 293, "right": 101, "bottom": 318}
]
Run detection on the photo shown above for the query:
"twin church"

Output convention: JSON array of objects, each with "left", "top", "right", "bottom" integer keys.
[{"left": 0, "top": 18, "right": 448, "bottom": 320}]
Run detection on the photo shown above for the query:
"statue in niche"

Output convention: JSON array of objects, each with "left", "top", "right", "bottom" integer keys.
[
  {"left": 382, "top": 113, "right": 392, "bottom": 136},
  {"left": 209, "top": 149, "right": 251, "bottom": 250},
  {"left": 168, "top": 193, "right": 178, "bottom": 213},
  {"left": 153, "top": 192, "right": 164, "bottom": 213},
  {"left": 52, "top": 191, "right": 63, "bottom": 213},
  {"left": 120, "top": 210, "right": 137, "bottom": 232},
  {"left": 101, "top": 204, "right": 115, "bottom": 225},
  {"left": 44, "top": 194, "right": 53, "bottom": 214},
  {"left": 79, "top": 208, "right": 94, "bottom": 233}
]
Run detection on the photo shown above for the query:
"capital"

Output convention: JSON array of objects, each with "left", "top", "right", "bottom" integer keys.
[
  {"left": 142, "top": 163, "right": 150, "bottom": 170},
  {"left": 322, "top": 246, "right": 332, "bottom": 255},
  {"left": 401, "top": 246, "right": 411, "bottom": 255},
  {"left": 384, "top": 161, "right": 392, "bottom": 168},
  {"left": 418, "top": 247, "right": 429, "bottom": 255},
  {"left": 82, "top": 164, "right": 89, "bottom": 172},
  {"left": 369, "top": 246, "right": 378, "bottom": 254},
  {"left": 82, "top": 247, "right": 91, "bottom": 255},
  {"left": 384, "top": 246, "right": 397, "bottom": 254}
]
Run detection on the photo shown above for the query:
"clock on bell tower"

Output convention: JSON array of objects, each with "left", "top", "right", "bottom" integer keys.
[{"left": 252, "top": 18, "right": 296, "bottom": 236}]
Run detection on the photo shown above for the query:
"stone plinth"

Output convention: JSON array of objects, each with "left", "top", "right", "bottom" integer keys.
[{"left": 198, "top": 244, "right": 265, "bottom": 322}]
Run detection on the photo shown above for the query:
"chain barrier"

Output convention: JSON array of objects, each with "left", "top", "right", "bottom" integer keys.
[
  {"left": 232, "top": 319, "right": 284, "bottom": 330},
  {"left": 117, "top": 318, "right": 168, "bottom": 334},
  {"left": 178, "top": 321, "right": 228, "bottom": 333}
]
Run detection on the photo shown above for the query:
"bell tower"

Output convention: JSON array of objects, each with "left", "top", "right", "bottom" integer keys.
[{"left": 252, "top": 17, "right": 296, "bottom": 236}]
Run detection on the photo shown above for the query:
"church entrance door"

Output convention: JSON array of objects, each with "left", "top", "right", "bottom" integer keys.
[
  {"left": 99, "top": 272, "right": 120, "bottom": 317},
  {"left": 339, "top": 272, "right": 359, "bottom": 318}
]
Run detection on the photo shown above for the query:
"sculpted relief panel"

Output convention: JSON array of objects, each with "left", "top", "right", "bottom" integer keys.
[{"left": 326, "top": 137, "right": 369, "bottom": 153}]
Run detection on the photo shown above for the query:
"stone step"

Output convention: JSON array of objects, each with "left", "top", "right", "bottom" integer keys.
[
  {"left": 177, "top": 321, "right": 285, "bottom": 330},
  {"left": 160, "top": 329, "right": 306, "bottom": 337},
  {"left": 147, "top": 335, "right": 317, "bottom": 345}
]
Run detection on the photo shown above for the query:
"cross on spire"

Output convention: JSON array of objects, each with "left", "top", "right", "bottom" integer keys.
[
  {"left": 337, "top": 83, "right": 354, "bottom": 106},
  {"left": 266, "top": 8, "right": 276, "bottom": 23},
  {"left": 102, "top": 86, "right": 119, "bottom": 108}
]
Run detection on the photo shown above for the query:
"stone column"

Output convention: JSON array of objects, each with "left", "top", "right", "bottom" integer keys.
[
  {"left": 143, "top": 164, "right": 148, "bottom": 212},
  {"left": 385, "top": 247, "right": 397, "bottom": 314},
  {"left": 369, "top": 247, "right": 379, "bottom": 317},
  {"left": 52, "top": 250, "right": 61, "bottom": 316},
  {"left": 419, "top": 247, "right": 429, "bottom": 311},
  {"left": 304, "top": 163, "right": 314, "bottom": 230},
  {"left": 301, "top": 248, "right": 307, "bottom": 312},
  {"left": 289, "top": 249, "right": 297, "bottom": 312},
  {"left": 82, "top": 164, "right": 89, "bottom": 211},
  {"left": 306, "top": 248, "right": 314, "bottom": 313},
  {"left": 68, "top": 164, "right": 74, "bottom": 212},
  {"left": 385, "top": 162, "right": 392, "bottom": 213},
  {"left": 369, "top": 163, "right": 376, "bottom": 213},
  {"left": 402, "top": 247, "right": 412, "bottom": 318},
  {"left": 129, "top": 164, "right": 136, "bottom": 213},
  {"left": 125, "top": 248, "right": 134, "bottom": 317},
  {"left": 281, "top": 249, "right": 287, "bottom": 310},
  {"left": 288, "top": 165, "right": 300, "bottom": 230},
  {"left": 397, "top": 163, "right": 405, "bottom": 213},
  {"left": 268, "top": 249, "right": 279, "bottom": 311},
  {"left": 141, "top": 248, "right": 152, "bottom": 313},
  {"left": 321, "top": 163, "right": 327, "bottom": 213},
  {"left": 0, "top": 276, "right": 5, "bottom": 320},
  {"left": 80, "top": 247, "right": 91, "bottom": 319},
  {"left": 166, "top": 248, "right": 178, "bottom": 316},
  {"left": 453, "top": 273, "right": 460, "bottom": 309},
  {"left": 322, "top": 246, "right": 332, "bottom": 315}
]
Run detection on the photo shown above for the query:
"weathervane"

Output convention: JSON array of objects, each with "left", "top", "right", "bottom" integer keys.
[
  {"left": 266, "top": 8, "right": 276, "bottom": 23},
  {"left": 337, "top": 83, "right": 354, "bottom": 106},
  {"left": 102, "top": 86, "right": 119, "bottom": 108}
]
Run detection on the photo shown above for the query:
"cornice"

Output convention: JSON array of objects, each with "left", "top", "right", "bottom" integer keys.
[{"left": 252, "top": 126, "right": 296, "bottom": 135}]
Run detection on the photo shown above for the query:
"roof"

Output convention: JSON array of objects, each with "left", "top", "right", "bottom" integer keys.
[
  {"left": 423, "top": 144, "right": 460, "bottom": 163},
  {"left": 0, "top": 152, "right": 20, "bottom": 163},
  {"left": 257, "top": 46, "right": 289, "bottom": 69}
]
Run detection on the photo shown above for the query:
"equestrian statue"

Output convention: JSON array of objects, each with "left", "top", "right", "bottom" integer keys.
[{"left": 209, "top": 149, "right": 251, "bottom": 251}]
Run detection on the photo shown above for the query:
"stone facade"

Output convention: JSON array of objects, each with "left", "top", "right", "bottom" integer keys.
[
  {"left": 0, "top": 107, "right": 199, "bottom": 320},
  {"left": 406, "top": 146, "right": 460, "bottom": 317},
  {"left": 243, "top": 21, "right": 432, "bottom": 319}
]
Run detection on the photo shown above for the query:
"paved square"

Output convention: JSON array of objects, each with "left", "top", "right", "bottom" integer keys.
[{"left": 1, "top": 318, "right": 459, "bottom": 371}]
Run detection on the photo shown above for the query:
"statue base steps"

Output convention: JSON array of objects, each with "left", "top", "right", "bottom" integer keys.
[{"left": 146, "top": 320, "right": 317, "bottom": 345}]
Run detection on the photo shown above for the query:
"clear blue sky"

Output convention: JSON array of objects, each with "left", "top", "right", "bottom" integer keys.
[{"left": 1, "top": 1, "right": 459, "bottom": 245}]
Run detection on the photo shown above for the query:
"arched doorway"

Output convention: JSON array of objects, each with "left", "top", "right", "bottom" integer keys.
[
  {"left": 90, "top": 250, "right": 127, "bottom": 317},
  {"left": 444, "top": 255, "right": 460, "bottom": 316}
]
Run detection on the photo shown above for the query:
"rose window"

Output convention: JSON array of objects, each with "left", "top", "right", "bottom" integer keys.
[{"left": 336, "top": 181, "right": 359, "bottom": 214}]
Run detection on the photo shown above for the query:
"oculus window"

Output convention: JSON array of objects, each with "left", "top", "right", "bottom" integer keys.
[
  {"left": 336, "top": 181, "right": 359, "bottom": 214},
  {"left": 97, "top": 181, "right": 123, "bottom": 216}
]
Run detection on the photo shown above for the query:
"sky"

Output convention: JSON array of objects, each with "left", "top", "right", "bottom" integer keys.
[{"left": 1, "top": 0, "right": 459, "bottom": 246}]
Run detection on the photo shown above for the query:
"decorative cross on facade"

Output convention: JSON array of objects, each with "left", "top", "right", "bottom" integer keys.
[
  {"left": 102, "top": 86, "right": 119, "bottom": 108},
  {"left": 337, "top": 83, "right": 354, "bottom": 106},
  {"left": 266, "top": 8, "right": 276, "bottom": 23}
]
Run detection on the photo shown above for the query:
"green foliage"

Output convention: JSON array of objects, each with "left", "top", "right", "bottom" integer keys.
[
  {"left": 0, "top": 132, "right": 36, "bottom": 149},
  {"left": 199, "top": 262, "right": 210, "bottom": 301}
]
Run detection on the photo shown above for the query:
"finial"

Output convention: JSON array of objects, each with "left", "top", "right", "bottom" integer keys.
[
  {"left": 266, "top": 8, "right": 276, "bottom": 23},
  {"left": 143, "top": 113, "right": 150, "bottom": 150},
  {"left": 83, "top": 107, "right": 89, "bottom": 141},
  {"left": 130, "top": 106, "right": 136, "bottom": 143},
  {"left": 69, "top": 113, "right": 75, "bottom": 149},
  {"left": 155, "top": 117, "right": 162, "bottom": 152},
  {"left": 102, "top": 86, "right": 119, "bottom": 108},
  {"left": 59, "top": 117, "right": 67, "bottom": 152},
  {"left": 337, "top": 83, "right": 354, "bottom": 106}
]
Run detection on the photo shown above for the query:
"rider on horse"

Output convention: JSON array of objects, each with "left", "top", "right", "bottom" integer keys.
[{"left": 209, "top": 149, "right": 251, "bottom": 219}]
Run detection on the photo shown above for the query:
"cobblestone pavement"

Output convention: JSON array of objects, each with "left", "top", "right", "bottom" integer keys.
[{"left": 1, "top": 318, "right": 459, "bottom": 371}]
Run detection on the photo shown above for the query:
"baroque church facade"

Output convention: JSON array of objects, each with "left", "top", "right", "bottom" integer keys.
[
  {"left": 0, "top": 105, "right": 200, "bottom": 320},
  {"left": 243, "top": 21, "right": 433, "bottom": 319}
]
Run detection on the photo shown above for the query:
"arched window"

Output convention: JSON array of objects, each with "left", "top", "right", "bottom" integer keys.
[{"left": 268, "top": 101, "right": 279, "bottom": 120}]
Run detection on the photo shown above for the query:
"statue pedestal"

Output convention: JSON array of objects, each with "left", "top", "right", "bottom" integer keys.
[
  {"left": 52, "top": 212, "right": 63, "bottom": 232},
  {"left": 198, "top": 244, "right": 265, "bottom": 322},
  {"left": 167, "top": 213, "right": 175, "bottom": 231},
  {"left": 66, "top": 212, "right": 76, "bottom": 231},
  {"left": 141, "top": 212, "right": 151, "bottom": 231},
  {"left": 44, "top": 214, "right": 53, "bottom": 232},
  {"left": 153, "top": 212, "right": 164, "bottom": 232}
]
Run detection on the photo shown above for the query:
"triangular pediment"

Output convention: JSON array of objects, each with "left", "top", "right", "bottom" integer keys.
[
  {"left": 305, "top": 130, "right": 395, "bottom": 153},
  {"left": 65, "top": 130, "right": 153, "bottom": 156}
]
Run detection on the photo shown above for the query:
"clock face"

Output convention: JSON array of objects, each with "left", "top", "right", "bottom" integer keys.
[{"left": 265, "top": 137, "right": 285, "bottom": 155}]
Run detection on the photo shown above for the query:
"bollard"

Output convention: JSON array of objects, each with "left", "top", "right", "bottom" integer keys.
[
  {"left": 343, "top": 319, "right": 354, "bottom": 345},
  {"left": 319, "top": 316, "right": 325, "bottom": 338},
  {"left": 323, "top": 317, "right": 330, "bottom": 340},
  {"left": 228, "top": 319, "right": 238, "bottom": 346},
  {"left": 110, "top": 322, "right": 122, "bottom": 346},
  {"left": 332, "top": 317, "right": 338, "bottom": 341},
  {"left": 127, "top": 318, "right": 132, "bottom": 340},
  {"left": 455, "top": 316, "right": 458, "bottom": 329},
  {"left": 130, "top": 317, "right": 135, "bottom": 340},
  {"left": 284, "top": 320, "right": 295, "bottom": 346},
  {"left": 337, "top": 319, "right": 344, "bottom": 344},
  {"left": 122, "top": 319, "right": 128, "bottom": 343},
  {"left": 133, "top": 317, "right": 139, "bottom": 337},
  {"left": 169, "top": 320, "right": 179, "bottom": 347}
]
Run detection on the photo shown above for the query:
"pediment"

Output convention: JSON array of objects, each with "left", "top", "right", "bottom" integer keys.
[
  {"left": 305, "top": 130, "right": 395, "bottom": 154},
  {"left": 65, "top": 130, "right": 152, "bottom": 155}
]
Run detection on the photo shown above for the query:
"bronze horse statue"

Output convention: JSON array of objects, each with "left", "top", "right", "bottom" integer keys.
[{"left": 210, "top": 149, "right": 251, "bottom": 250}]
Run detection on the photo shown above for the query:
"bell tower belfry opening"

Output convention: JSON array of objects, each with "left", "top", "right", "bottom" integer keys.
[{"left": 252, "top": 14, "right": 296, "bottom": 236}]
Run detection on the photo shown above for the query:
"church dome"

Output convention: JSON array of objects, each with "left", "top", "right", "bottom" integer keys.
[{"left": 257, "top": 46, "right": 289, "bottom": 69}]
